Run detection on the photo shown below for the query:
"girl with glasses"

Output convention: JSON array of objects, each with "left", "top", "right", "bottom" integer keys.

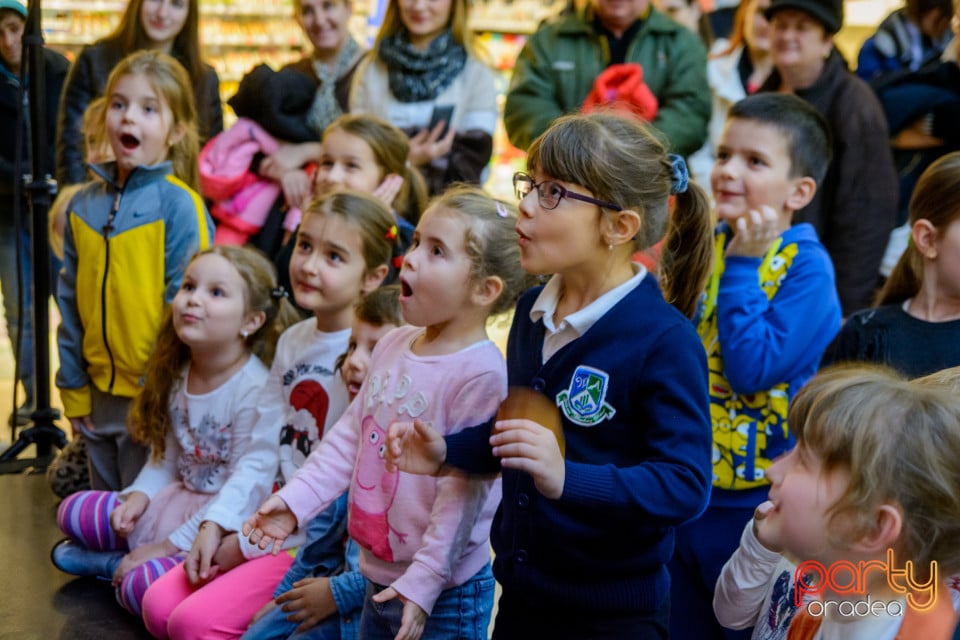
[{"left": 384, "top": 111, "right": 716, "bottom": 639}]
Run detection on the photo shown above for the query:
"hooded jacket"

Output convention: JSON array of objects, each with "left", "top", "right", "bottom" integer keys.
[
  {"left": 56, "top": 161, "right": 214, "bottom": 417},
  {"left": 503, "top": 5, "right": 710, "bottom": 155}
]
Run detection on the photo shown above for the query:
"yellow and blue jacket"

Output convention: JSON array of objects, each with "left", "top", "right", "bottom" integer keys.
[{"left": 56, "top": 161, "right": 214, "bottom": 417}]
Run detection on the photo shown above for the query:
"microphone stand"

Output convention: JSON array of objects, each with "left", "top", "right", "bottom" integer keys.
[{"left": 0, "top": 0, "right": 68, "bottom": 472}]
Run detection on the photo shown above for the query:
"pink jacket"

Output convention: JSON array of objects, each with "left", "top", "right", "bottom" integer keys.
[{"left": 199, "top": 117, "right": 302, "bottom": 245}]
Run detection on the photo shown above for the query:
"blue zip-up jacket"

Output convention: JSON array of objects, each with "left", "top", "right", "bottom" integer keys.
[
  {"left": 445, "top": 278, "right": 712, "bottom": 617},
  {"left": 56, "top": 161, "right": 214, "bottom": 417},
  {"left": 700, "top": 222, "right": 841, "bottom": 506}
]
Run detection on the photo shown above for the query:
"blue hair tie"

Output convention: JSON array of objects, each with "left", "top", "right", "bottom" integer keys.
[{"left": 668, "top": 154, "right": 689, "bottom": 195}]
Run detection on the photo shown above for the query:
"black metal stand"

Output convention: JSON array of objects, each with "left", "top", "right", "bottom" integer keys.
[{"left": 0, "top": 0, "right": 67, "bottom": 473}]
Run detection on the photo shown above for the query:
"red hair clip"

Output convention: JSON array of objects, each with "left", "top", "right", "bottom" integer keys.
[
  {"left": 392, "top": 256, "right": 404, "bottom": 269},
  {"left": 385, "top": 225, "right": 398, "bottom": 241}
]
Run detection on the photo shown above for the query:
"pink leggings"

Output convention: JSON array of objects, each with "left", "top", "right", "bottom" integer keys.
[
  {"left": 141, "top": 552, "right": 294, "bottom": 640},
  {"left": 58, "top": 490, "right": 182, "bottom": 616}
]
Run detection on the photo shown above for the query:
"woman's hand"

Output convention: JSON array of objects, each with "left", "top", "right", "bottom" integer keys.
[
  {"left": 276, "top": 577, "right": 337, "bottom": 633},
  {"left": 372, "top": 587, "right": 427, "bottom": 640},
  {"left": 491, "top": 418, "right": 565, "bottom": 499},
  {"left": 280, "top": 169, "right": 313, "bottom": 210},
  {"left": 259, "top": 144, "right": 310, "bottom": 181},
  {"left": 385, "top": 419, "right": 446, "bottom": 475},
  {"left": 112, "top": 538, "right": 179, "bottom": 586},
  {"left": 184, "top": 520, "right": 225, "bottom": 585},
  {"left": 242, "top": 495, "right": 298, "bottom": 554},
  {"left": 110, "top": 491, "right": 150, "bottom": 537},
  {"left": 407, "top": 121, "right": 455, "bottom": 167}
]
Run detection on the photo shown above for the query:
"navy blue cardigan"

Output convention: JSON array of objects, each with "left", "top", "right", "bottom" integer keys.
[{"left": 446, "top": 277, "right": 712, "bottom": 614}]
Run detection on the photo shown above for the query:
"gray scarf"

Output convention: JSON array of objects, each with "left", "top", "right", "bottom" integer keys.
[
  {"left": 306, "top": 36, "right": 362, "bottom": 135},
  {"left": 377, "top": 28, "right": 467, "bottom": 103}
]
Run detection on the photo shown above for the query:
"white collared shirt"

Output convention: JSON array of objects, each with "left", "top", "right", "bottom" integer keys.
[{"left": 530, "top": 264, "right": 647, "bottom": 363}]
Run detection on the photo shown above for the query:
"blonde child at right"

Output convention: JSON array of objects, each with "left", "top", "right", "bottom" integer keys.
[{"left": 714, "top": 364, "right": 960, "bottom": 639}]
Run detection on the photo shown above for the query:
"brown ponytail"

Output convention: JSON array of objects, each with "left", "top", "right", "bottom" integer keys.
[{"left": 660, "top": 183, "right": 715, "bottom": 319}]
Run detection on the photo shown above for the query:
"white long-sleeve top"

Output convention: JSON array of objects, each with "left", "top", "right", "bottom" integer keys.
[
  {"left": 199, "top": 318, "right": 351, "bottom": 558},
  {"left": 123, "top": 355, "right": 269, "bottom": 552}
]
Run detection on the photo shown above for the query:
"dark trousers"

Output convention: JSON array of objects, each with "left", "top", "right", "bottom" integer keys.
[
  {"left": 492, "top": 589, "right": 669, "bottom": 640},
  {"left": 669, "top": 504, "right": 757, "bottom": 640}
]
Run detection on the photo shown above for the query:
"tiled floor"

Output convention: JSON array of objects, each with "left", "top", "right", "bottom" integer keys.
[{"left": 0, "top": 306, "right": 152, "bottom": 639}]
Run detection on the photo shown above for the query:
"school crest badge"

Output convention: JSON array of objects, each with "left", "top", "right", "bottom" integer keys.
[{"left": 556, "top": 365, "right": 616, "bottom": 426}]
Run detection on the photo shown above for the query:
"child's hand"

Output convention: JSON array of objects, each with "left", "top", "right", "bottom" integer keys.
[
  {"left": 275, "top": 577, "right": 337, "bottom": 633},
  {"left": 726, "top": 206, "right": 780, "bottom": 258},
  {"left": 212, "top": 533, "right": 244, "bottom": 572},
  {"left": 408, "top": 122, "right": 455, "bottom": 167},
  {"left": 242, "top": 495, "right": 297, "bottom": 554},
  {"left": 250, "top": 598, "right": 277, "bottom": 625},
  {"left": 373, "top": 174, "right": 404, "bottom": 209},
  {"left": 385, "top": 419, "right": 446, "bottom": 475},
  {"left": 371, "top": 587, "right": 427, "bottom": 640},
  {"left": 752, "top": 500, "right": 782, "bottom": 552},
  {"left": 185, "top": 520, "right": 225, "bottom": 585},
  {"left": 69, "top": 415, "right": 95, "bottom": 437},
  {"left": 110, "top": 491, "right": 149, "bottom": 537},
  {"left": 112, "top": 539, "right": 179, "bottom": 586},
  {"left": 492, "top": 418, "right": 565, "bottom": 499}
]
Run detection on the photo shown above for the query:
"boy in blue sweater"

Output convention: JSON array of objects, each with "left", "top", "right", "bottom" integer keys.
[{"left": 669, "top": 93, "right": 842, "bottom": 640}]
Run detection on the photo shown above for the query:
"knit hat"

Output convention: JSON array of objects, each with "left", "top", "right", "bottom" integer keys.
[
  {"left": 0, "top": 0, "right": 26, "bottom": 18},
  {"left": 764, "top": 0, "right": 843, "bottom": 34}
]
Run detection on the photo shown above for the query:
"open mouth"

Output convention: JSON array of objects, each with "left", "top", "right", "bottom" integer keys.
[
  {"left": 400, "top": 278, "right": 413, "bottom": 298},
  {"left": 120, "top": 133, "right": 140, "bottom": 151}
]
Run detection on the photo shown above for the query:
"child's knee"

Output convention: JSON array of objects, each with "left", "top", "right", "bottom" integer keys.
[{"left": 141, "top": 565, "right": 191, "bottom": 639}]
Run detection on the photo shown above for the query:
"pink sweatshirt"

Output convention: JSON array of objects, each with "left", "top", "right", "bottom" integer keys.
[{"left": 277, "top": 325, "right": 504, "bottom": 614}]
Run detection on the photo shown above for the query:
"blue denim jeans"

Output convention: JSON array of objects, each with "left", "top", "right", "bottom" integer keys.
[
  {"left": 241, "top": 604, "right": 345, "bottom": 640},
  {"left": 0, "top": 222, "right": 34, "bottom": 404},
  {"left": 360, "top": 563, "right": 495, "bottom": 640}
]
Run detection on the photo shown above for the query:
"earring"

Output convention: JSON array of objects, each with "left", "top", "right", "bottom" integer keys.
[
  {"left": 928, "top": 251, "right": 938, "bottom": 260},
  {"left": 240, "top": 330, "right": 249, "bottom": 339}
]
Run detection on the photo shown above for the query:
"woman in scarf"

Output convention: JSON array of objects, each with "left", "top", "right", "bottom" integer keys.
[
  {"left": 349, "top": 0, "right": 497, "bottom": 195},
  {"left": 249, "top": 0, "right": 366, "bottom": 221}
]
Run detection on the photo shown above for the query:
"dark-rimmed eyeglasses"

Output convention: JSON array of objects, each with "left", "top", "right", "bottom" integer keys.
[{"left": 513, "top": 172, "right": 622, "bottom": 211}]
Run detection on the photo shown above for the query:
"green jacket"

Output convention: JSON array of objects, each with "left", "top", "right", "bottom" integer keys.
[{"left": 503, "top": 6, "right": 710, "bottom": 156}]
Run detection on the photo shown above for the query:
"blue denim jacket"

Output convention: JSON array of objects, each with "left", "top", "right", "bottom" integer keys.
[{"left": 242, "top": 494, "right": 365, "bottom": 640}]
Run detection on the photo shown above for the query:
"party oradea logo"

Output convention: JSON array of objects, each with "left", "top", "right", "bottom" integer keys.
[{"left": 793, "top": 549, "right": 938, "bottom": 617}]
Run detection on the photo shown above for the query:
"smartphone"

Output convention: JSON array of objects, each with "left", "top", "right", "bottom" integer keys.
[{"left": 427, "top": 105, "right": 454, "bottom": 138}]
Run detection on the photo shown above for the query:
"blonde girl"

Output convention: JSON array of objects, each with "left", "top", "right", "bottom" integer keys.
[
  {"left": 824, "top": 151, "right": 960, "bottom": 377},
  {"left": 743, "top": 365, "right": 960, "bottom": 638},
  {"left": 244, "top": 186, "right": 531, "bottom": 640},
  {"left": 56, "top": 50, "right": 214, "bottom": 493},
  {"left": 52, "top": 246, "right": 299, "bottom": 617},
  {"left": 56, "top": 0, "right": 221, "bottom": 187},
  {"left": 384, "top": 112, "right": 715, "bottom": 639},
  {"left": 350, "top": 0, "right": 498, "bottom": 195},
  {"left": 141, "top": 191, "right": 396, "bottom": 640}
]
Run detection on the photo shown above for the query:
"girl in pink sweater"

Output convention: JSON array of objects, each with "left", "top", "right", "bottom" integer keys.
[{"left": 244, "top": 187, "right": 532, "bottom": 640}]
